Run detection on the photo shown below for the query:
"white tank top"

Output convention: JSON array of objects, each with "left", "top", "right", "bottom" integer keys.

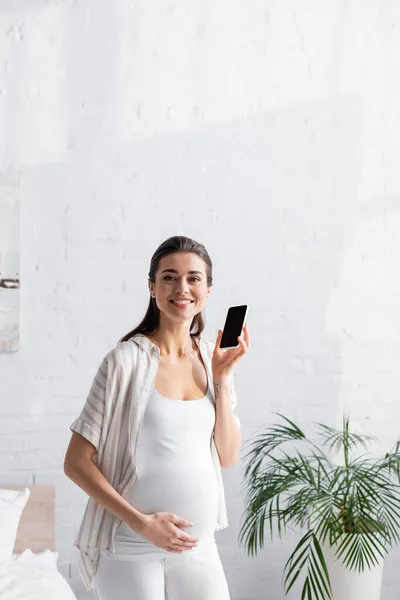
[{"left": 103, "top": 382, "right": 219, "bottom": 559}]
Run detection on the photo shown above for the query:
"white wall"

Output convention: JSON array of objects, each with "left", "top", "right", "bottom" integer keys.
[{"left": 1, "top": 1, "right": 400, "bottom": 598}]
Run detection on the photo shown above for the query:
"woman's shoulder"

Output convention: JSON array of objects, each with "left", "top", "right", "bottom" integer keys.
[{"left": 100, "top": 339, "right": 139, "bottom": 371}]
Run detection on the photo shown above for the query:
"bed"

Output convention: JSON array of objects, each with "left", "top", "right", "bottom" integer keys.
[{"left": 0, "top": 485, "right": 77, "bottom": 600}]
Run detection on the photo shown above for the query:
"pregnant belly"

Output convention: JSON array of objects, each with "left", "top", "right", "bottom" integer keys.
[{"left": 118, "top": 465, "right": 219, "bottom": 545}]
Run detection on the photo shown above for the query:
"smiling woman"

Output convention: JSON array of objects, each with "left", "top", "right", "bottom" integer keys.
[{"left": 65, "top": 235, "right": 242, "bottom": 599}]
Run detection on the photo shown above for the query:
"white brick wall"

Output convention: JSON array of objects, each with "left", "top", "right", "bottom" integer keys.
[{"left": 1, "top": 1, "right": 400, "bottom": 598}]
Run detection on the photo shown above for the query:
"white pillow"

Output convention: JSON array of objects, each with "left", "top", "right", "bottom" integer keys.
[
  {"left": 0, "top": 549, "right": 78, "bottom": 600},
  {"left": 0, "top": 488, "right": 31, "bottom": 562},
  {"left": 11, "top": 548, "right": 58, "bottom": 567}
]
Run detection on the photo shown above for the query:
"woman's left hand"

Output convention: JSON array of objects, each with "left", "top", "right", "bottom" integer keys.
[{"left": 212, "top": 323, "right": 250, "bottom": 385}]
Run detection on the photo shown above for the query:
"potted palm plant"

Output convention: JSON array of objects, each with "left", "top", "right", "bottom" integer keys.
[{"left": 238, "top": 414, "right": 400, "bottom": 600}]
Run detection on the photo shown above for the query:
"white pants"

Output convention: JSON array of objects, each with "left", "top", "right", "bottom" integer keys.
[{"left": 95, "top": 547, "right": 231, "bottom": 600}]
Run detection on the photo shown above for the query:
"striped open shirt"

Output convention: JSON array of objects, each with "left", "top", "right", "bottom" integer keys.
[{"left": 69, "top": 332, "right": 240, "bottom": 592}]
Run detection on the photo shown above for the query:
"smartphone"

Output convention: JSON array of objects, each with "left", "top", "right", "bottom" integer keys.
[{"left": 220, "top": 305, "right": 248, "bottom": 349}]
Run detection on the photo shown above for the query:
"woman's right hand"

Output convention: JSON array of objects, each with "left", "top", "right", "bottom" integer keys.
[{"left": 137, "top": 512, "right": 199, "bottom": 553}]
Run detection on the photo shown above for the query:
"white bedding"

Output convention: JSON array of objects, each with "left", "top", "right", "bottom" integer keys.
[{"left": 0, "top": 549, "right": 77, "bottom": 600}]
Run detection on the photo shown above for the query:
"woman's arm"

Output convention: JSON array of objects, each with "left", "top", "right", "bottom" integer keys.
[{"left": 64, "top": 431, "right": 149, "bottom": 534}]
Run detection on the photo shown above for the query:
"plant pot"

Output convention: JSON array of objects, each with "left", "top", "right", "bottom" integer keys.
[{"left": 321, "top": 540, "right": 384, "bottom": 600}]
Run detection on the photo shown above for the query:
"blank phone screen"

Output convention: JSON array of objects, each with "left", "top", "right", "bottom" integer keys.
[{"left": 220, "top": 305, "right": 247, "bottom": 348}]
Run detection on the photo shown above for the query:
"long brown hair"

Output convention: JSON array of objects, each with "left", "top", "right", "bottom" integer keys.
[{"left": 118, "top": 235, "right": 213, "bottom": 343}]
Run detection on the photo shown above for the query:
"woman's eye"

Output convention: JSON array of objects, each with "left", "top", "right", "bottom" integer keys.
[{"left": 164, "top": 276, "right": 200, "bottom": 282}]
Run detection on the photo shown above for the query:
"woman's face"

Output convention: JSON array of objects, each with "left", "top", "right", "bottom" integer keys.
[{"left": 149, "top": 252, "right": 211, "bottom": 320}]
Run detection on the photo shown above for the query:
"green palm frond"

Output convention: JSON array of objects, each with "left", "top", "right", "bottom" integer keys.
[
  {"left": 242, "top": 413, "right": 307, "bottom": 458},
  {"left": 378, "top": 440, "right": 400, "bottom": 481},
  {"left": 316, "top": 416, "right": 375, "bottom": 458},
  {"left": 283, "top": 531, "right": 332, "bottom": 600},
  {"left": 239, "top": 414, "right": 400, "bottom": 600},
  {"left": 335, "top": 530, "right": 387, "bottom": 571}
]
